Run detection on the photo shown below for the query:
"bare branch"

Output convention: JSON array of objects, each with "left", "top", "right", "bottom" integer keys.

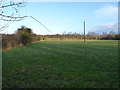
[
  {"left": 0, "top": 14, "right": 27, "bottom": 18},
  {"left": 0, "top": 0, "right": 52, "bottom": 33},
  {"left": 0, "top": 21, "right": 10, "bottom": 31},
  {"left": 0, "top": 18, "right": 23, "bottom": 21},
  {"left": 0, "top": 2, "right": 25, "bottom": 8},
  {"left": 0, "top": 0, "right": 26, "bottom": 31},
  {"left": 0, "top": 13, "right": 52, "bottom": 33}
]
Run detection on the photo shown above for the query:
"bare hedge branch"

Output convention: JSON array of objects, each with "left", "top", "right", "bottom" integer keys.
[{"left": 0, "top": 0, "right": 52, "bottom": 33}]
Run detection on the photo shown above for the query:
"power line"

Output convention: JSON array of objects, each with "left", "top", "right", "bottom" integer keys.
[{"left": 29, "top": 16, "right": 52, "bottom": 33}]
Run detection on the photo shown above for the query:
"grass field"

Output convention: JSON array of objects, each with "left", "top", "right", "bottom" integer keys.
[{"left": 2, "top": 40, "right": 118, "bottom": 88}]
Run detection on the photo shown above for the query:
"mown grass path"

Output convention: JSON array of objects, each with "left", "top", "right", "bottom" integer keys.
[{"left": 2, "top": 40, "right": 118, "bottom": 88}]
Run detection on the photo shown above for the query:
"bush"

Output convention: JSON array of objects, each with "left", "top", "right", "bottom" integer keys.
[
  {"left": 115, "top": 34, "right": 120, "bottom": 40},
  {"left": 16, "top": 26, "right": 33, "bottom": 46},
  {"left": 2, "top": 34, "right": 20, "bottom": 49},
  {"left": 18, "top": 33, "right": 32, "bottom": 46},
  {"left": 2, "top": 26, "right": 43, "bottom": 49}
]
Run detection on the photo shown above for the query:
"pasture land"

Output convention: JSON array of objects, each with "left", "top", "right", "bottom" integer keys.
[{"left": 2, "top": 40, "right": 118, "bottom": 88}]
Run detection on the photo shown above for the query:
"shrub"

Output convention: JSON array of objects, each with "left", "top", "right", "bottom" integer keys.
[
  {"left": 16, "top": 26, "right": 33, "bottom": 46},
  {"left": 2, "top": 26, "right": 43, "bottom": 49},
  {"left": 2, "top": 34, "right": 20, "bottom": 49},
  {"left": 18, "top": 33, "right": 32, "bottom": 45}
]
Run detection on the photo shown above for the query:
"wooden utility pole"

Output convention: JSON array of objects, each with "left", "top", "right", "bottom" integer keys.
[{"left": 84, "top": 21, "right": 85, "bottom": 42}]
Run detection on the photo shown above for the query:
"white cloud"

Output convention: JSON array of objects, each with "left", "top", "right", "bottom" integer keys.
[
  {"left": 89, "top": 22, "right": 118, "bottom": 34},
  {"left": 95, "top": 5, "right": 118, "bottom": 19}
]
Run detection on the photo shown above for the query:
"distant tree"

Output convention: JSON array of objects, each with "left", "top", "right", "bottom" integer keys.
[
  {"left": 115, "top": 34, "right": 120, "bottom": 40},
  {"left": 87, "top": 32, "right": 99, "bottom": 40},
  {"left": 108, "top": 31, "right": 116, "bottom": 40},
  {"left": 67, "top": 32, "right": 72, "bottom": 35},
  {"left": 62, "top": 31, "right": 66, "bottom": 35},
  {"left": 102, "top": 32, "right": 107, "bottom": 36},
  {"left": 87, "top": 32, "right": 93, "bottom": 39},
  {"left": 109, "top": 31, "right": 116, "bottom": 35},
  {"left": 101, "top": 32, "right": 107, "bottom": 40}
]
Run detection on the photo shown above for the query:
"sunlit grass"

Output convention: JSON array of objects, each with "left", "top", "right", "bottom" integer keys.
[{"left": 2, "top": 40, "right": 118, "bottom": 88}]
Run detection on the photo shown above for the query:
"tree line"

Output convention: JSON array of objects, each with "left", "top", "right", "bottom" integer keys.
[
  {"left": 2, "top": 26, "right": 120, "bottom": 49},
  {"left": 2, "top": 26, "right": 43, "bottom": 49},
  {"left": 44, "top": 31, "right": 120, "bottom": 40}
]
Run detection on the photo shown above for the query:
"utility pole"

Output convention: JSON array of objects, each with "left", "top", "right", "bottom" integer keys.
[{"left": 84, "top": 21, "right": 86, "bottom": 42}]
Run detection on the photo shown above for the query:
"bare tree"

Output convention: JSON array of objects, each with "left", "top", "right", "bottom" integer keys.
[
  {"left": 0, "top": 0, "right": 52, "bottom": 33},
  {"left": 0, "top": 0, "right": 27, "bottom": 31}
]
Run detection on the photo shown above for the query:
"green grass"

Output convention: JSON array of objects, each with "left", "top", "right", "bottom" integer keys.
[{"left": 2, "top": 40, "right": 118, "bottom": 88}]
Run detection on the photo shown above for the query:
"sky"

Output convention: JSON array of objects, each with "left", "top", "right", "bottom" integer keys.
[{"left": 1, "top": 1, "right": 118, "bottom": 35}]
